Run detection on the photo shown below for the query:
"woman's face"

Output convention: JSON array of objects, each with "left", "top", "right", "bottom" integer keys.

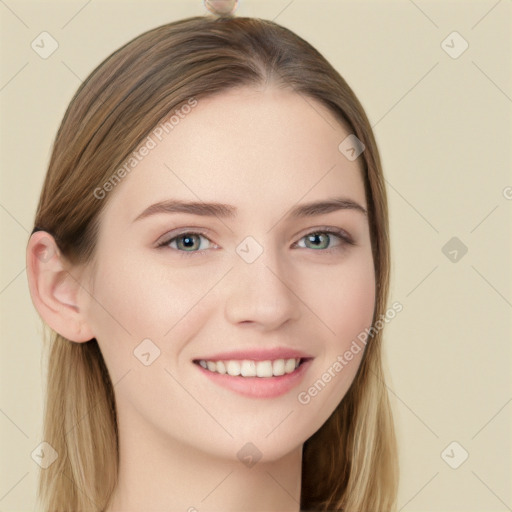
[{"left": 81, "top": 85, "right": 375, "bottom": 461}]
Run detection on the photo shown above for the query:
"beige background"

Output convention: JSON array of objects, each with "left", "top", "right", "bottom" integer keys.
[{"left": 1, "top": 0, "right": 511, "bottom": 510}]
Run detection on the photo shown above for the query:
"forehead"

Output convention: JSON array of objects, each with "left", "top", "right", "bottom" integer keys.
[{"left": 101, "top": 86, "right": 366, "bottom": 225}]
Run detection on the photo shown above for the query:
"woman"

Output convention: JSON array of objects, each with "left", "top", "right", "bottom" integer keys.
[{"left": 26, "top": 11, "right": 398, "bottom": 512}]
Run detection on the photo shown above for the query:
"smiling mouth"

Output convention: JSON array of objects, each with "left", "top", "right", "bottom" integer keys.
[{"left": 193, "top": 357, "right": 310, "bottom": 378}]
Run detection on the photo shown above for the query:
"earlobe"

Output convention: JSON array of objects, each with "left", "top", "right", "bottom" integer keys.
[{"left": 26, "top": 231, "right": 95, "bottom": 343}]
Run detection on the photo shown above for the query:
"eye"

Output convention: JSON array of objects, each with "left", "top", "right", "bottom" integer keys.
[
  {"left": 156, "top": 230, "right": 215, "bottom": 256},
  {"left": 156, "top": 227, "right": 354, "bottom": 257},
  {"left": 294, "top": 228, "right": 354, "bottom": 252}
]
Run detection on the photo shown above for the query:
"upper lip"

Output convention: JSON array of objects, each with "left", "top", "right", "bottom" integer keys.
[{"left": 193, "top": 347, "right": 314, "bottom": 362}]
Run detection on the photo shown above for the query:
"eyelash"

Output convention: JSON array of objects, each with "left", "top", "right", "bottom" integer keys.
[{"left": 155, "top": 227, "right": 355, "bottom": 258}]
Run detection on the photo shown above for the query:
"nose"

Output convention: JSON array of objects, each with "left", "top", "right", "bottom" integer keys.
[{"left": 223, "top": 251, "right": 300, "bottom": 330}]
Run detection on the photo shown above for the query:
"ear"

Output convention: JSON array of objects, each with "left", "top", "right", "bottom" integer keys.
[{"left": 26, "top": 231, "right": 95, "bottom": 343}]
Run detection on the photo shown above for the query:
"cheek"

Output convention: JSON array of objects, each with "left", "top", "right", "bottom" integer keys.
[
  {"left": 88, "top": 246, "right": 375, "bottom": 357},
  {"left": 301, "top": 252, "right": 376, "bottom": 345},
  {"left": 294, "top": 256, "right": 375, "bottom": 424},
  {"left": 85, "top": 253, "right": 170, "bottom": 369},
  {"left": 85, "top": 248, "right": 215, "bottom": 375}
]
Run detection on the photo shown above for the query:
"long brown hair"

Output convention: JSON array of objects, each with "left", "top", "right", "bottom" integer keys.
[{"left": 31, "top": 15, "right": 398, "bottom": 512}]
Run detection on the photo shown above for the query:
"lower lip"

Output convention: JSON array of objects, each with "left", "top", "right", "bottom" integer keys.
[{"left": 194, "top": 359, "right": 313, "bottom": 399}]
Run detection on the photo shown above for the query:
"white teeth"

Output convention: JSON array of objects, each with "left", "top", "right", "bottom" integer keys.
[
  {"left": 226, "top": 360, "right": 241, "bottom": 376},
  {"left": 216, "top": 361, "right": 226, "bottom": 374},
  {"left": 240, "top": 360, "right": 256, "bottom": 377},
  {"left": 197, "top": 358, "right": 302, "bottom": 377},
  {"left": 256, "top": 360, "right": 273, "bottom": 378},
  {"left": 284, "top": 358, "right": 296, "bottom": 373},
  {"left": 272, "top": 359, "right": 285, "bottom": 376}
]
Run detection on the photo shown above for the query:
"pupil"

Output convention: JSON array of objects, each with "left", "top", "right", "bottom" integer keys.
[
  {"left": 183, "top": 236, "right": 196, "bottom": 248},
  {"left": 309, "top": 234, "right": 323, "bottom": 247}
]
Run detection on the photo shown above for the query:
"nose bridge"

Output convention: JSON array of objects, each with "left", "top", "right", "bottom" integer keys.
[{"left": 223, "top": 239, "right": 299, "bottom": 328}]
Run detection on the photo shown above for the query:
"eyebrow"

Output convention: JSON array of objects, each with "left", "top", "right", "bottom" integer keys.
[{"left": 132, "top": 196, "right": 367, "bottom": 223}]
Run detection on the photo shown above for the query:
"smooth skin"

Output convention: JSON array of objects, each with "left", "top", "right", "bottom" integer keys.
[{"left": 27, "top": 85, "right": 376, "bottom": 512}]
